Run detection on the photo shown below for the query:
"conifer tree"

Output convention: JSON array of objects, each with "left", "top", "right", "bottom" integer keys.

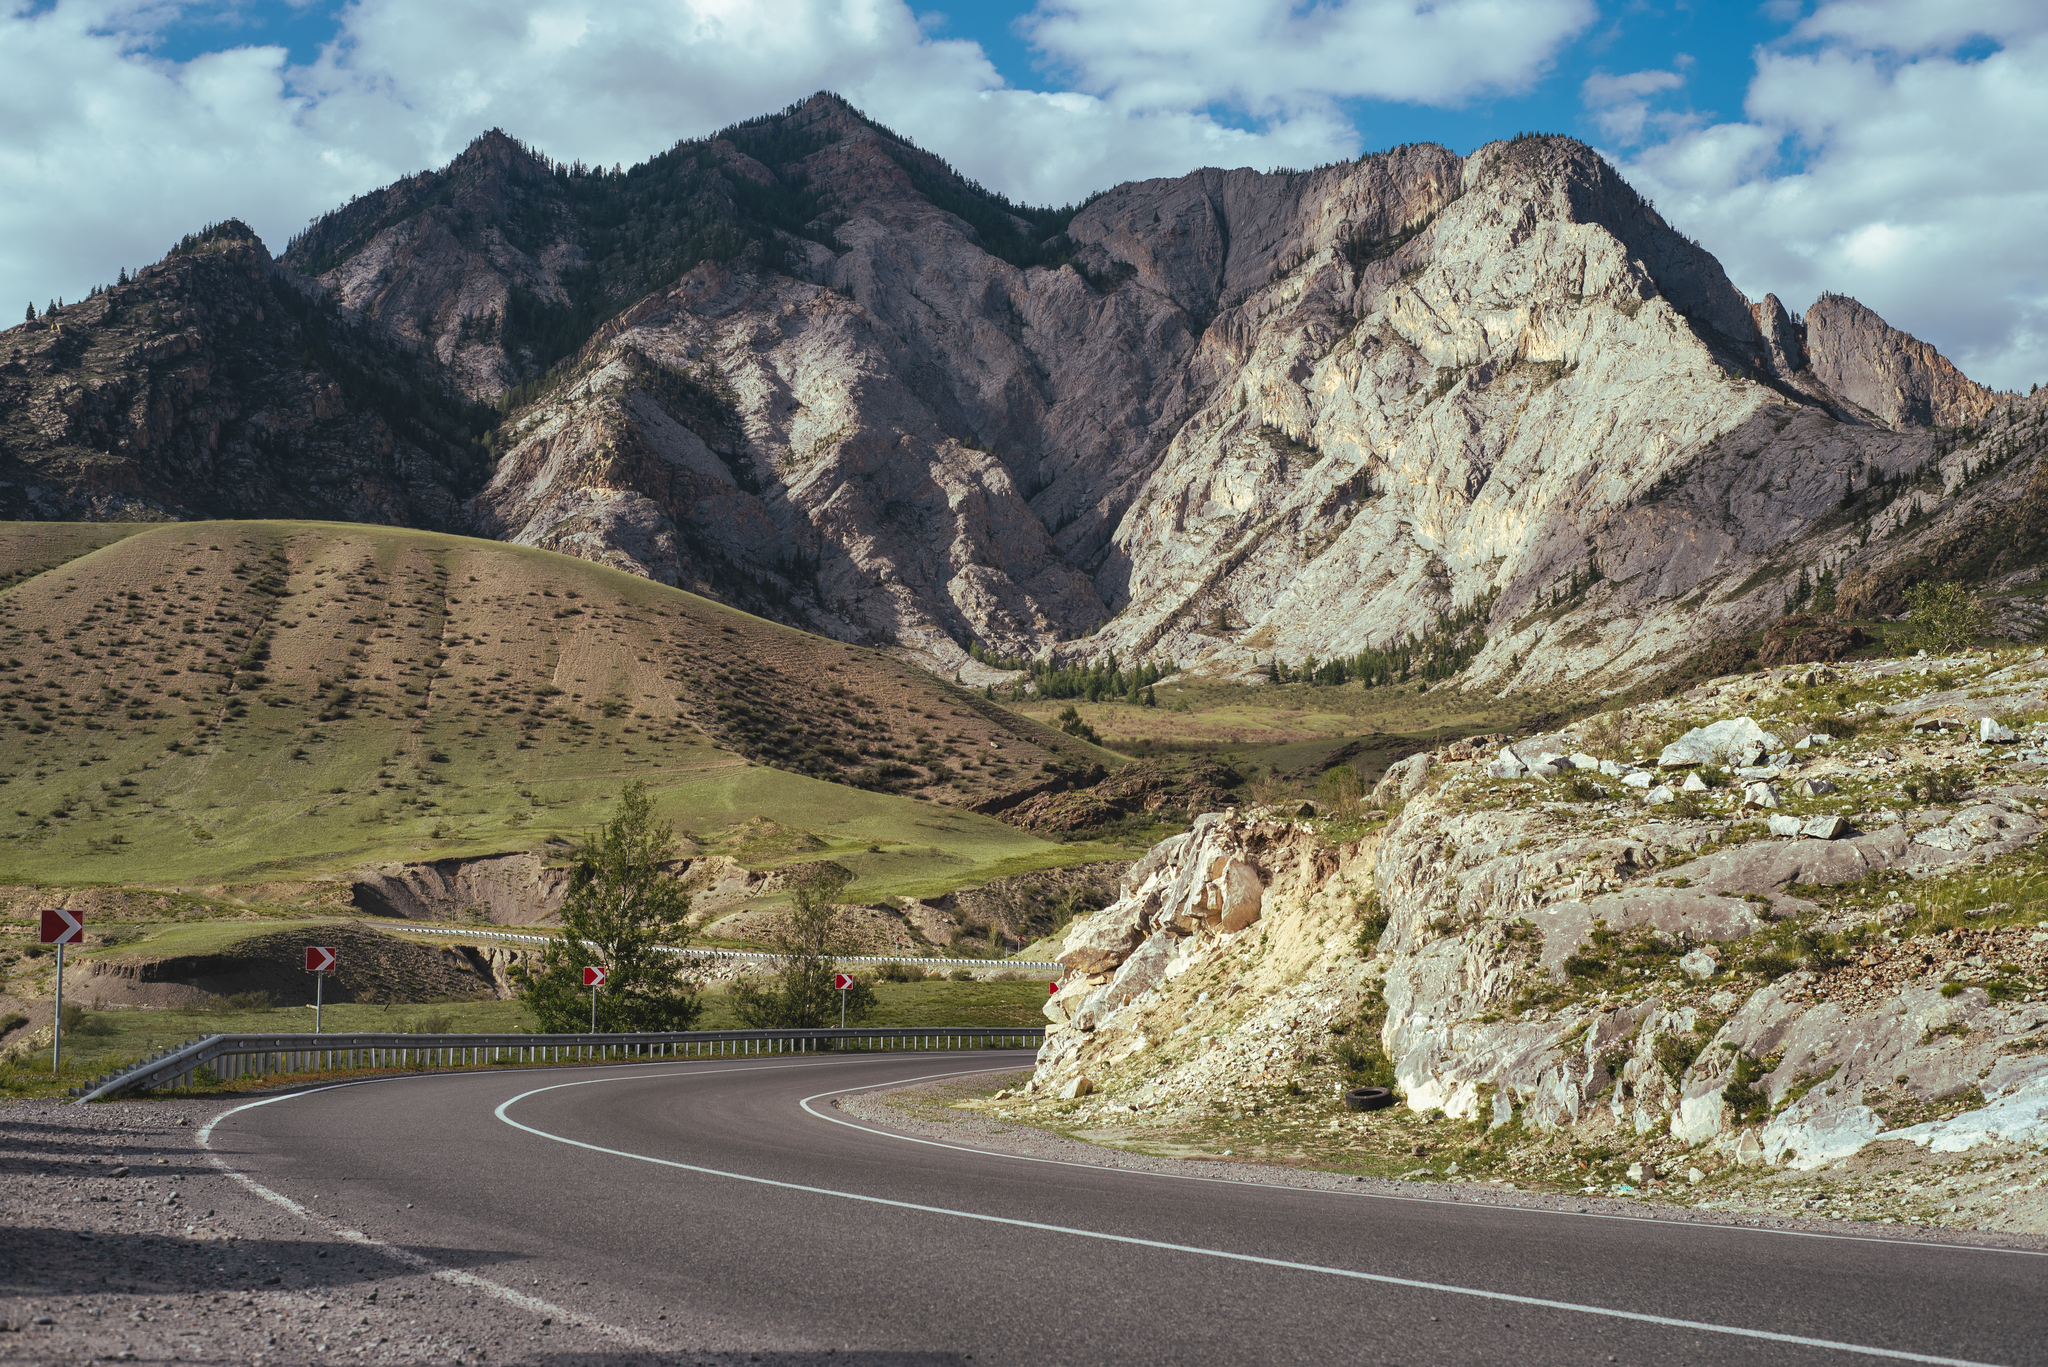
[
  {"left": 23, "top": 302, "right": 34, "bottom": 321},
  {"left": 510, "top": 782, "right": 704, "bottom": 1032}
]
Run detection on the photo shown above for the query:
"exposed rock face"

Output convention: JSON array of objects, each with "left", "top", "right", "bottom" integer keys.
[
  {"left": 422, "top": 113, "right": 2022, "bottom": 687},
  {"left": 0, "top": 223, "right": 490, "bottom": 524},
  {"left": 1749, "top": 293, "right": 1804, "bottom": 376},
  {"left": 1804, "top": 294, "right": 2006, "bottom": 430},
  {"left": 1025, "top": 648, "right": 2048, "bottom": 1179}
]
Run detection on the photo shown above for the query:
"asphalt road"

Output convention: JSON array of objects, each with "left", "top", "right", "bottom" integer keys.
[{"left": 200, "top": 1051, "right": 2048, "bottom": 1366}]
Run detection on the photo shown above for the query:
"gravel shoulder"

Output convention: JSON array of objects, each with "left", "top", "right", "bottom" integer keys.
[{"left": 839, "top": 1068, "right": 2048, "bottom": 1253}]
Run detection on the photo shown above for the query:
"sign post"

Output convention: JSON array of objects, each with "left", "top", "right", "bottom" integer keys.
[
  {"left": 40, "top": 908, "right": 84, "bottom": 1075},
  {"left": 834, "top": 972, "right": 854, "bottom": 1028},
  {"left": 304, "top": 947, "right": 337, "bottom": 1033},
  {"left": 584, "top": 965, "right": 607, "bottom": 1031}
]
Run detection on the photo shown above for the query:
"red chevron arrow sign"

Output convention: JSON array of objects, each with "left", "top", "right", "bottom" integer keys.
[
  {"left": 584, "top": 966, "right": 607, "bottom": 987},
  {"left": 305, "top": 946, "right": 337, "bottom": 973},
  {"left": 39, "top": 908, "right": 84, "bottom": 945}
]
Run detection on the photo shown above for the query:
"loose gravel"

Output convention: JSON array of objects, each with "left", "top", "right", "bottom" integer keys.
[{"left": 2, "top": 1091, "right": 888, "bottom": 1365}]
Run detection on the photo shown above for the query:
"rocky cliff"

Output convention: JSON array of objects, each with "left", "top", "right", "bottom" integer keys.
[{"left": 1008, "top": 648, "right": 2048, "bottom": 1229}]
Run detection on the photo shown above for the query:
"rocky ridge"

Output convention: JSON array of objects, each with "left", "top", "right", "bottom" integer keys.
[
  {"left": 429, "top": 113, "right": 2033, "bottom": 689},
  {"left": 0, "top": 223, "right": 493, "bottom": 525},
  {"left": 1000, "top": 647, "right": 2048, "bottom": 1231}
]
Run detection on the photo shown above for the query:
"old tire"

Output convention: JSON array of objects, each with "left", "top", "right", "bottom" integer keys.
[{"left": 1344, "top": 1087, "right": 1394, "bottom": 1113}]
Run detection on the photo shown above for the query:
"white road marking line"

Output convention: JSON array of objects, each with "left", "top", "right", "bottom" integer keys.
[
  {"left": 794, "top": 1073, "right": 2048, "bottom": 1258},
  {"left": 196, "top": 1066, "right": 831, "bottom": 1354},
  {"left": 492, "top": 1071, "right": 2014, "bottom": 1367}
]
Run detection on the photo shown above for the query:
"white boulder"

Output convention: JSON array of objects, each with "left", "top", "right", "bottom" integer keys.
[
  {"left": 1659, "top": 717, "right": 1780, "bottom": 769},
  {"left": 1980, "top": 717, "right": 2017, "bottom": 744},
  {"left": 1768, "top": 814, "right": 1804, "bottom": 837},
  {"left": 1679, "top": 949, "right": 1717, "bottom": 980},
  {"left": 1486, "top": 747, "right": 1527, "bottom": 779},
  {"left": 1741, "top": 781, "right": 1780, "bottom": 810}
]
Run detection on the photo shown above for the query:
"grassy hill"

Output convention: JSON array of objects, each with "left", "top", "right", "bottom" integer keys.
[{"left": 0, "top": 520, "right": 1127, "bottom": 899}]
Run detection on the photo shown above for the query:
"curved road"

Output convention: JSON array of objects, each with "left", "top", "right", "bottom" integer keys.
[{"left": 199, "top": 1052, "right": 2047, "bottom": 1365}]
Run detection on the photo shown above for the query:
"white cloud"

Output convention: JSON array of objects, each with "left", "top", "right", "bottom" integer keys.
[
  {"left": 1614, "top": 2, "right": 2048, "bottom": 392},
  {"left": 1, "top": 0, "right": 1593, "bottom": 315},
  {"left": 1022, "top": 0, "right": 1596, "bottom": 114},
  {"left": 1581, "top": 66, "right": 1688, "bottom": 144}
]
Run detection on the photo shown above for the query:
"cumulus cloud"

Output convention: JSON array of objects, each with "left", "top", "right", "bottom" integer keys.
[
  {"left": 0, "top": 0, "right": 1593, "bottom": 314},
  {"left": 1022, "top": 0, "right": 1595, "bottom": 113},
  {"left": 1580, "top": 66, "right": 1690, "bottom": 145},
  {"left": 1614, "top": 2, "right": 2048, "bottom": 391}
]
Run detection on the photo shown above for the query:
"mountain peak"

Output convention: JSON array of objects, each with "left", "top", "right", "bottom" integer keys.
[{"left": 1805, "top": 292, "right": 2006, "bottom": 429}]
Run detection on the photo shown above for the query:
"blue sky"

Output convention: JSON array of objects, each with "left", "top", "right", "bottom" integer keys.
[{"left": 3, "top": 1, "right": 2044, "bottom": 390}]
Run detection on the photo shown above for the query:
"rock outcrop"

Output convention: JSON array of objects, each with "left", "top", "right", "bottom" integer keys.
[
  {"left": 1018, "top": 647, "right": 2048, "bottom": 1202},
  {"left": 1804, "top": 293, "right": 2007, "bottom": 430}
]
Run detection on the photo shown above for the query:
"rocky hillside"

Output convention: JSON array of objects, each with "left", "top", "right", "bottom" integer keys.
[
  {"left": 0, "top": 222, "right": 495, "bottom": 525},
  {"left": 1009, "top": 647, "right": 2048, "bottom": 1232},
  {"left": 5, "top": 95, "right": 2036, "bottom": 691}
]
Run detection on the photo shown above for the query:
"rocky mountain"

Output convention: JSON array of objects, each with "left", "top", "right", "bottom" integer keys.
[
  {"left": 4, "top": 94, "right": 2035, "bottom": 691},
  {"left": 0, "top": 222, "right": 494, "bottom": 525}
]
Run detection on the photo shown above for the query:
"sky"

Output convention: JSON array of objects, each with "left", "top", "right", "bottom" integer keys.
[{"left": 2, "top": 0, "right": 2043, "bottom": 392}]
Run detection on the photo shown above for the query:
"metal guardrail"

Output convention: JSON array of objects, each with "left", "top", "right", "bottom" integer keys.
[
  {"left": 403, "top": 925, "right": 1061, "bottom": 969},
  {"left": 395, "top": 925, "right": 1063, "bottom": 972},
  {"left": 70, "top": 1026, "right": 1047, "bottom": 1104}
]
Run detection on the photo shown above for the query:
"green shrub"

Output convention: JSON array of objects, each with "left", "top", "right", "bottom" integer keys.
[
  {"left": 1900, "top": 582, "right": 1992, "bottom": 655},
  {"left": 1558, "top": 772, "right": 1604, "bottom": 802},
  {"left": 1721, "top": 1053, "right": 1771, "bottom": 1123},
  {"left": 1355, "top": 892, "right": 1390, "bottom": 953},
  {"left": 59, "top": 1004, "right": 118, "bottom": 1037},
  {"left": 1656, "top": 1031, "right": 1706, "bottom": 1080},
  {"left": 876, "top": 961, "right": 928, "bottom": 983},
  {"left": 1743, "top": 951, "right": 1798, "bottom": 980},
  {"left": 1902, "top": 766, "right": 1971, "bottom": 804},
  {"left": 0, "top": 1012, "right": 27, "bottom": 1038}
]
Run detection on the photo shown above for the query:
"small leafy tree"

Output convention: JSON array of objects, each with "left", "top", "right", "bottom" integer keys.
[
  {"left": 1318, "top": 764, "right": 1363, "bottom": 821},
  {"left": 1900, "top": 580, "right": 1993, "bottom": 655},
  {"left": 730, "top": 862, "right": 877, "bottom": 1028},
  {"left": 512, "top": 783, "right": 703, "bottom": 1033}
]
